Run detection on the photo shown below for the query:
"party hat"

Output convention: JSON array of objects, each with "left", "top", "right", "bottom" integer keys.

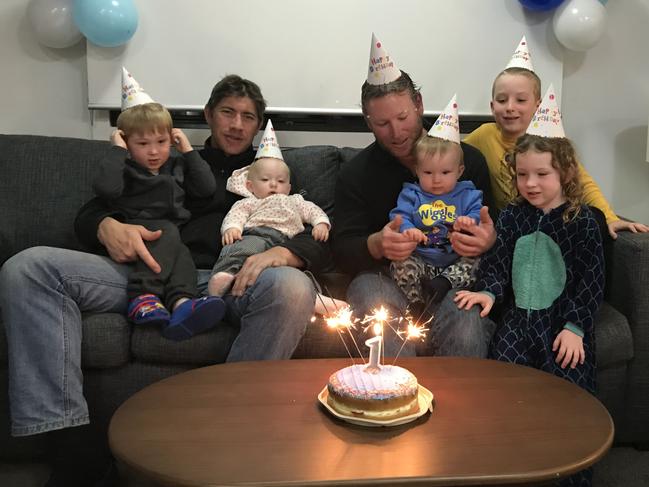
[
  {"left": 428, "top": 94, "right": 460, "bottom": 144},
  {"left": 526, "top": 84, "right": 565, "bottom": 138},
  {"left": 505, "top": 36, "right": 534, "bottom": 71},
  {"left": 367, "top": 33, "right": 402, "bottom": 85},
  {"left": 121, "top": 67, "right": 155, "bottom": 111},
  {"left": 255, "top": 120, "right": 284, "bottom": 160}
]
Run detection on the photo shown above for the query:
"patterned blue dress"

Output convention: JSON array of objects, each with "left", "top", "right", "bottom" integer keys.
[{"left": 477, "top": 202, "right": 604, "bottom": 394}]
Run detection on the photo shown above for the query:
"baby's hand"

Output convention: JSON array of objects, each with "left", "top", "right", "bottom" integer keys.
[
  {"left": 455, "top": 216, "right": 476, "bottom": 229},
  {"left": 110, "top": 129, "right": 127, "bottom": 149},
  {"left": 312, "top": 223, "right": 329, "bottom": 242},
  {"left": 222, "top": 228, "right": 242, "bottom": 246},
  {"left": 454, "top": 290, "right": 493, "bottom": 317},
  {"left": 553, "top": 329, "right": 585, "bottom": 369},
  {"left": 171, "top": 128, "right": 193, "bottom": 154},
  {"left": 403, "top": 228, "right": 427, "bottom": 244}
]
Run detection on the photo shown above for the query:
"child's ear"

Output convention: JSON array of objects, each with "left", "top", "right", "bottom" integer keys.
[
  {"left": 245, "top": 180, "right": 254, "bottom": 192},
  {"left": 458, "top": 164, "right": 465, "bottom": 177}
]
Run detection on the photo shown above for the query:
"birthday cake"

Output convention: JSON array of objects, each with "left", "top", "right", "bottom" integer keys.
[{"left": 326, "top": 364, "right": 419, "bottom": 421}]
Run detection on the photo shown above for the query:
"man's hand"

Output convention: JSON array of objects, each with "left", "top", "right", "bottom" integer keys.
[
  {"left": 97, "top": 217, "right": 162, "bottom": 273},
  {"left": 367, "top": 215, "right": 418, "bottom": 261},
  {"left": 553, "top": 329, "right": 585, "bottom": 369},
  {"left": 171, "top": 128, "right": 193, "bottom": 154},
  {"left": 222, "top": 227, "right": 242, "bottom": 246},
  {"left": 312, "top": 223, "right": 330, "bottom": 242},
  {"left": 450, "top": 206, "right": 496, "bottom": 257},
  {"left": 230, "top": 246, "right": 304, "bottom": 296},
  {"left": 454, "top": 290, "right": 494, "bottom": 317},
  {"left": 110, "top": 129, "right": 127, "bottom": 149}
]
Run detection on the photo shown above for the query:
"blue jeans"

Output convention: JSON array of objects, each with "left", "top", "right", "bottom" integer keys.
[
  {"left": 0, "top": 247, "right": 314, "bottom": 436},
  {"left": 346, "top": 272, "right": 495, "bottom": 358}
]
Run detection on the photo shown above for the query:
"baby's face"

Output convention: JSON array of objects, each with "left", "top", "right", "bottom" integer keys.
[
  {"left": 246, "top": 158, "right": 291, "bottom": 198},
  {"left": 415, "top": 148, "right": 463, "bottom": 196},
  {"left": 126, "top": 129, "right": 171, "bottom": 174}
]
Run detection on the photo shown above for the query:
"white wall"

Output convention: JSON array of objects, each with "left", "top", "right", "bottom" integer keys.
[
  {"left": 0, "top": 0, "right": 90, "bottom": 138},
  {"left": 562, "top": 0, "right": 649, "bottom": 223},
  {"left": 1, "top": 0, "right": 647, "bottom": 222}
]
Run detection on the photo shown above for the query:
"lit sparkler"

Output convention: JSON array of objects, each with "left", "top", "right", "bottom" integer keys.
[{"left": 319, "top": 295, "right": 430, "bottom": 367}]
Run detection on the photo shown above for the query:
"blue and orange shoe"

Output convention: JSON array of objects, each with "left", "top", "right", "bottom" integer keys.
[
  {"left": 127, "top": 294, "right": 170, "bottom": 327},
  {"left": 162, "top": 296, "right": 226, "bottom": 341}
]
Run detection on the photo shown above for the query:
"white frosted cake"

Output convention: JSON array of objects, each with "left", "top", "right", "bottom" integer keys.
[{"left": 326, "top": 364, "right": 419, "bottom": 420}]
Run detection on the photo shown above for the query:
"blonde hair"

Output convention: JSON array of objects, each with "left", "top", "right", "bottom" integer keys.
[
  {"left": 414, "top": 134, "right": 463, "bottom": 166},
  {"left": 506, "top": 134, "right": 582, "bottom": 222},
  {"left": 247, "top": 157, "right": 290, "bottom": 179},
  {"left": 492, "top": 67, "right": 542, "bottom": 101},
  {"left": 116, "top": 103, "right": 172, "bottom": 137}
]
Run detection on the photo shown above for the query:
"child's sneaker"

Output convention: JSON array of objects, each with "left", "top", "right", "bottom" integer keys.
[
  {"left": 162, "top": 296, "right": 226, "bottom": 341},
  {"left": 127, "top": 294, "right": 170, "bottom": 327}
]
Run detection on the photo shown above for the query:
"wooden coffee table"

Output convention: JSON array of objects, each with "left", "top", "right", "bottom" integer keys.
[{"left": 109, "top": 357, "right": 613, "bottom": 486}]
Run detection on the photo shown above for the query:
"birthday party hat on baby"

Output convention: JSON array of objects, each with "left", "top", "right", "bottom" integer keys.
[
  {"left": 121, "top": 67, "right": 155, "bottom": 111},
  {"left": 367, "top": 33, "right": 402, "bottom": 85},
  {"left": 505, "top": 36, "right": 534, "bottom": 72},
  {"left": 526, "top": 84, "right": 565, "bottom": 138},
  {"left": 427, "top": 94, "right": 460, "bottom": 144},
  {"left": 255, "top": 120, "right": 284, "bottom": 160}
]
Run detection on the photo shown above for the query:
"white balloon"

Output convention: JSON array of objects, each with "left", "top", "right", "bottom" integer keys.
[
  {"left": 553, "top": 0, "right": 607, "bottom": 51},
  {"left": 27, "top": 0, "right": 83, "bottom": 49}
]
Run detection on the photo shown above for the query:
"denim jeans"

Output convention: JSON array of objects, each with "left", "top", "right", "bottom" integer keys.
[
  {"left": 346, "top": 272, "right": 495, "bottom": 359},
  {"left": 0, "top": 247, "right": 314, "bottom": 436}
]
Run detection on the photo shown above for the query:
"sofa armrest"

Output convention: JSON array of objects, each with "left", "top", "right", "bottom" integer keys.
[{"left": 606, "top": 231, "right": 649, "bottom": 443}]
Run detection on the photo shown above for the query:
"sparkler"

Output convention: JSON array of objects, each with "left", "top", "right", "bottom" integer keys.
[
  {"left": 324, "top": 307, "right": 431, "bottom": 366},
  {"left": 312, "top": 277, "right": 430, "bottom": 368}
]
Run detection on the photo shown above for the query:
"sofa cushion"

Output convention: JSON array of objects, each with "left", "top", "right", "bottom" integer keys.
[
  {"left": 81, "top": 313, "right": 131, "bottom": 368},
  {"left": 0, "top": 135, "right": 104, "bottom": 265},
  {"left": 594, "top": 302, "right": 633, "bottom": 368},
  {"left": 130, "top": 321, "right": 240, "bottom": 365},
  {"left": 283, "top": 146, "right": 341, "bottom": 218}
]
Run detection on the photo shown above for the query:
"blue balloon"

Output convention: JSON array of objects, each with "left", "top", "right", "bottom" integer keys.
[
  {"left": 519, "top": 0, "right": 565, "bottom": 10},
  {"left": 73, "top": 0, "right": 138, "bottom": 47}
]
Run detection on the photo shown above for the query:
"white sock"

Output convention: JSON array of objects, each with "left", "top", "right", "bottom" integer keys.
[{"left": 208, "top": 272, "right": 235, "bottom": 296}]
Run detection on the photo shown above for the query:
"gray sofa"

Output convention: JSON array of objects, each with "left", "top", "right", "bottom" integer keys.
[{"left": 0, "top": 134, "right": 647, "bottom": 466}]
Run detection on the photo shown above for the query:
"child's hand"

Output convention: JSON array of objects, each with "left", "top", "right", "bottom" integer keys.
[
  {"left": 222, "top": 228, "right": 242, "bottom": 246},
  {"left": 110, "top": 129, "right": 127, "bottom": 149},
  {"left": 553, "top": 329, "right": 585, "bottom": 369},
  {"left": 312, "top": 223, "right": 329, "bottom": 242},
  {"left": 455, "top": 216, "right": 476, "bottom": 228},
  {"left": 454, "top": 290, "right": 493, "bottom": 317},
  {"left": 607, "top": 219, "right": 649, "bottom": 240},
  {"left": 403, "top": 228, "right": 427, "bottom": 244},
  {"left": 171, "top": 128, "right": 193, "bottom": 154}
]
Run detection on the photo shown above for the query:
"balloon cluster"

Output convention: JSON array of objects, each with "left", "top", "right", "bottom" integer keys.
[
  {"left": 519, "top": 0, "right": 607, "bottom": 51},
  {"left": 28, "top": 0, "right": 138, "bottom": 49}
]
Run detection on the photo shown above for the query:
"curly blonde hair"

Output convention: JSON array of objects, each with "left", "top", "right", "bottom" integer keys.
[{"left": 506, "top": 134, "right": 583, "bottom": 222}]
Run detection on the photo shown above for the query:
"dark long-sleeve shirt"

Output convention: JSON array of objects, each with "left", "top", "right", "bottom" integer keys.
[
  {"left": 332, "top": 140, "right": 492, "bottom": 276},
  {"left": 92, "top": 146, "right": 216, "bottom": 224}
]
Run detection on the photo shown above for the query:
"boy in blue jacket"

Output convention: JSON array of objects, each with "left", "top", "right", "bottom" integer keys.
[{"left": 390, "top": 95, "right": 482, "bottom": 311}]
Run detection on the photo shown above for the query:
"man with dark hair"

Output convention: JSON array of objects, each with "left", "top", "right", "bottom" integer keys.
[
  {"left": 333, "top": 36, "right": 497, "bottom": 357},
  {"left": 0, "top": 74, "right": 327, "bottom": 486}
]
